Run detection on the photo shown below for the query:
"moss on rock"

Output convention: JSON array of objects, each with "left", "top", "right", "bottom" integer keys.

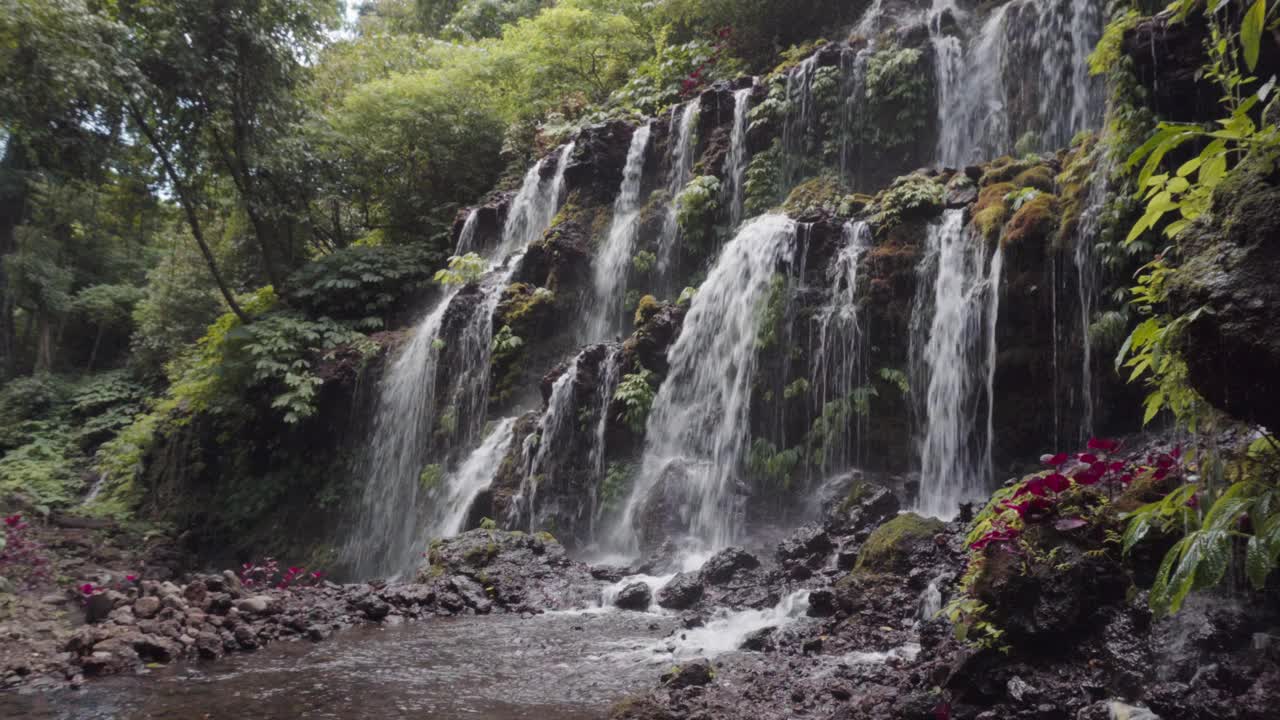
[
  {"left": 1012, "top": 165, "right": 1056, "bottom": 193},
  {"left": 1003, "top": 194, "right": 1061, "bottom": 248},
  {"left": 854, "top": 512, "right": 944, "bottom": 574},
  {"left": 782, "top": 173, "right": 848, "bottom": 217}
]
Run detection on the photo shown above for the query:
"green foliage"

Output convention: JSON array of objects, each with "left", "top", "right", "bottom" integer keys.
[
  {"left": 601, "top": 462, "right": 633, "bottom": 515},
  {"left": 783, "top": 378, "right": 810, "bottom": 400},
  {"left": 491, "top": 325, "right": 523, "bottom": 354},
  {"left": 743, "top": 142, "right": 783, "bottom": 217},
  {"left": 287, "top": 244, "right": 443, "bottom": 326},
  {"left": 877, "top": 367, "right": 909, "bottom": 395},
  {"left": 434, "top": 252, "right": 489, "bottom": 287},
  {"left": 614, "top": 367, "right": 655, "bottom": 434},
  {"left": 747, "top": 438, "right": 802, "bottom": 488},
  {"left": 611, "top": 35, "right": 743, "bottom": 115},
  {"left": 870, "top": 174, "right": 944, "bottom": 229},
  {"left": 632, "top": 250, "right": 657, "bottom": 275},
  {"left": 755, "top": 274, "right": 789, "bottom": 350},
  {"left": 859, "top": 46, "right": 931, "bottom": 150},
  {"left": 675, "top": 175, "right": 722, "bottom": 249}
]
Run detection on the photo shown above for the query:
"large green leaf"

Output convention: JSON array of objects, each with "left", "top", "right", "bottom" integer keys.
[{"left": 1243, "top": 0, "right": 1267, "bottom": 72}]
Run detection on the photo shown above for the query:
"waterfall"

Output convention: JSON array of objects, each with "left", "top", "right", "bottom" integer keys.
[
  {"left": 589, "top": 124, "right": 651, "bottom": 340},
  {"left": 936, "top": 0, "right": 1104, "bottom": 166},
  {"left": 1073, "top": 159, "right": 1110, "bottom": 442},
  {"left": 615, "top": 215, "right": 797, "bottom": 552},
  {"left": 726, "top": 87, "right": 753, "bottom": 229},
  {"left": 912, "top": 210, "right": 1003, "bottom": 519},
  {"left": 455, "top": 209, "right": 480, "bottom": 255},
  {"left": 589, "top": 346, "right": 624, "bottom": 534},
  {"left": 928, "top": 0, "right": 965, "bottom": 149},
  {"left": 512, "top": 361, "right": 580, "bottom": 532},
  {"left": 810, "top": 221, "right": 871, "bottom": 474},
  {"left": 429, "top": 417, "right": 517, "bottom": 538},
  {"left": 343, "top": 142, "right": 574, "bottom": 579},
  {"left": 781, "top": 56, "right": 818, "bottom": 188},
  {"left": 658, "top": 102, "right": 700, "bottom": 278}
]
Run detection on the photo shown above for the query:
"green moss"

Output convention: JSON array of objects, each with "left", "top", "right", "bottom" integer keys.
[
  {"left": 754, "top": 274, "right": 789, "bottom": 350},
  {"left": 971, "top": 181, "right": 1014, "bottom": 241},
  {"left": 837, "top": 481, "right": 873, "bottom": 515},
  {"left": 981, "top": 158, "right": 1039, "bottom": 186},
  {"left": 534, "top": 530, "right": 557, "bottom": 544},
  {"left": 633, "top": 294, "right": 661, "bottom": 327},
  {"left": 855, "top": 512, "right": 944, "bottom": 573},
  {"left": 782, "top": 173, "right": 848, "bottom": 216},
  {"left": 1003, "top": 194, "right": 1061, "bottom": 248},
  {"left": 1012, "top": 166, "right": 1056, "bottom": 193}
]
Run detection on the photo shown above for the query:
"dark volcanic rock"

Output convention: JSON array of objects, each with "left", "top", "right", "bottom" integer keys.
[
  {"left": 660, "top": 658, "right": 715, "bottom": 689},
  {"left": 655, "top": 572, "right": 704, "bottom": 610},
  {"left": 614, "top": 582, "right": 653, "bottom": 611},
  {"left": 700, "top": 547, "right": 761, "bottom": 585}
]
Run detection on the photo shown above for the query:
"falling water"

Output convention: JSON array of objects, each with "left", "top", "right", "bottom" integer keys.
[
  {"left": 726, "top": 87, "right": 753, "bottom": 229},
  {"left": 344, "top": 142, "right": 575, "bottom": 579},
  {"left": 511, "top": 362, "right": 581, "bottom": 532},
  {"left": 658, "top": 102, "right": 700, "bottom": 278},
  {"left": 589, "top": 346, "right": 624, "bottom": 533},
  {"left": 928, "top": 0, "right": 965, "bottom": 151},
  {"left": 615, "top": 215, "right": 797, "bottom": 552},
  {"left": 913, "top": 210, "right": 1002, "bottom": 519},
  {"left": 936, "top": 0, "right": 1104, "bottom": 166},
  {"left": 1073, "top": 159, "right": 1110, "bottom": 442},
  {"left": 810, "top": 221, "right": 871, "bottom": 474},
  {"left": 781, "top": 56, "right": 819, "bottom": 188},
  {"left": 427, "top": 417, "right": 517, "bottom": 539},
  {"left": 589, "top": 124, "right": 651, "bottom": 340},
  {"left": 455, "top": 209, "right": 481, "bottom": 255}
]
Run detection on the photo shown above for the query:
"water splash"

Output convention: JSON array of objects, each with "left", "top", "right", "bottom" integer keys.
[
  {"left": 589, "top": 124, "right": 651, "bottom": 340},
  {"left": 809, "top": 221, "right": 871, "bottom": 474},
  {"left": 912, "top": 210, "right": 1003, "bottom": 519},
  {"left": 344, "top": 142, "right": 574, "bottom": 579},
  {"left": 726, "top": 86, "right": 753, "bottom": 229},
  {"left": 660, "top": 591, "right": 811, "bottom": 660},
  {"left": 658, "top": 102, "right": 700, "bottom": 279},
  {"left": 615, "top": 215, "right": 797, "bottom": 552}
]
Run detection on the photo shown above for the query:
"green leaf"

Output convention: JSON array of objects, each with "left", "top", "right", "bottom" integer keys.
[
  {"left": 1246, "top": 535, "right": 1272, "bottom": 590},
  {"left": 1243, "top": 0, "right": 1267, "bottom": 71}
]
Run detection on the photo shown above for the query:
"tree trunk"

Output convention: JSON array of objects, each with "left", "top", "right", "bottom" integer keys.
[
  {"left": 0, "top": 138, "right": 27, "bottom": 378},
  {"left": 126, "top": 103, "right": 249, "bottom": 324}
]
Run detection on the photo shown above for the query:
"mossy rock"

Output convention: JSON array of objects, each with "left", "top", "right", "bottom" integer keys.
[
  {"left": 782, "top": 173, "right": 848, "bottom": 217},
  {"left": 1003, "top": 194, "right": 1061, "bottom": 248},
  {"left": 1012, "top": 165, "right": 1056, "bottom": 193},
  {"left": 981, "top": 157, "right": 1040, "bottom": 186},
  {"left": 634, "top": 294, "right": 662, "bottom": 327},
  {"left": 854, "top": 512, "right": 944, "bottom": 574}
]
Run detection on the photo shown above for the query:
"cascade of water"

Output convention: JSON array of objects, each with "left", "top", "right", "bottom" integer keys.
[
  {"left": 936, "top": 4, "right": 1010, "bottom": 167},
  {"left": 614, "top": 215, "right": 797, "bottom": 553},
  {"left": 983, "top": 242, "right": 1005, "bottom": 484},
  {"left": 1073, "top": 160, "right": 1110, "bottom": 442},
  {"left": 937, "top": 0, "right": 1104, "bottom": 165},
  {"left": 344, "top": 142, "right": 574, "bottom": 579},
  {"left": 428, "top": 417, "right": 517, "bottom": 539},
  {"left": 928, "top": 0, "right": 965, "bottom": 148},
  {"left": 781, "top": 56, "right": 819, "bottom": 188},
  {"left": 511, "top": 361, "right": 581, "bottom": 532},
  {"left": 658, "top": 103, "right": 700, "bottom": 279},
  {"left": 912, "top": 210, "right": 1002, "bottom": 519},
  {"left": 837, "top": 47, "right": 872, "bottom": 183},
  {"left": 726, "top": 87, "right": 753, "bottom": 229},
  {"left": 589, "top": 124, "right": 651, "bottom": 340},
  {"left": 589, "top": 346, "right": 624, "bottom": 534},
  {"left": 810, "top": 221, "right": 871, "bottom": 474},
  {"left": 455, "top": 209, "right": 481, "bottom": 255}
]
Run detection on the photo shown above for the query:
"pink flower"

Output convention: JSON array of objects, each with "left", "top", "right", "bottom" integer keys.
[
  {"left": 1040, "top": 453, "right": 1069, "bottom": 467},
  {"left": 311, "top": 571, "right": 323, "bottom": 579},
  {"left": 1043, "top": 473, "right": 1070, "bottom": 493},
  {"left": 79, "top": 583, "right": 95, "bottom": 596},
  {"left": 1078, "top": 453, "right": 1098, "bottom": 464},
  {"left": 288, "top": 566, "right": 302, "bottom": 575},
  {"left": 4, "top": 514, "right": 21, "bottom": 528},
  {"left": 125, "top": 574, "right": 137, "bottom": 582}
]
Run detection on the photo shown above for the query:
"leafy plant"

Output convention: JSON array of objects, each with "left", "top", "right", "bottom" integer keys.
[
  {"left": 434, "top": 252, "right": 488, "bottom": 287},
  {"left": 614, "top": 367, "right": 656, "bottom": 434}
]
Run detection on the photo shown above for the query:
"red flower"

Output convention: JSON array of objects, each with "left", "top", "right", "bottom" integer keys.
[
  {"left": 311, "top": 571, "right": 323, "bottom": 579},
  {"left": 1186, "top": 493, "right": 1200, "bottom": 509},
  {"left": 125, "top": 574, "right": 137, "bottom": 582},
  {"left": 1119, "top": 473, "right": 1134, "bottom": 485},
  {"left": 1040, "top": 453, "right": 1069, "bottom": 467},
  {"left": 1078, "top": 453, "right": 1098, "bottom": 464},
  {"left": 79, "top": 583, "right": 96, "bottom": 596},
  {"left": 288, "top": 566, "right": 302, "bottom": 575},
  {"left": 970, "top": 527, "right": 1020, "bottom": 550},
  {"left": 1087, "top": 438, "right": 1120, "bottom": 452},
  {"left": 1109, "top": 461, "right": 1126, "bottom": 473},
  {"left": 1043, "top": 473, "right": 1070, "bottom": 493},
  {"left": 3, "top": 514, "right": 21, "bottom": 528}
]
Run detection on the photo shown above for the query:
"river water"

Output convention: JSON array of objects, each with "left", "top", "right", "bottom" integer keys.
[{"left": 4, "top": 610, "right": 687, "bottom": 719}]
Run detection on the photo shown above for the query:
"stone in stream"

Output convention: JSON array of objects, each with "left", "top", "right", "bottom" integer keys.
[
  {"left": 699, "top": 547, "right": 760, "bottom": 585},
  {"left": 613, "top": 582, "right": 653, "bottom": 611},
  {"left": 655, "top": 572, "right": 703, "bottom": 610},
  {"left": 660, "top": 658, "right": 714, "bottom": 688}
]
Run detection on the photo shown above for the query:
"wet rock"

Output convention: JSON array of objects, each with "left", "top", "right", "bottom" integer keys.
[
  {"left": 232, "top": 624, "right": 259, "bottom": 650},
  {"left": 660, "top": 658, "right": 714, "bottom": 688},
  {"left": 220, "top": 570, "right": 245, "bottom": 598},
  {"left": 806, "top": 588, "right": 838, "bottom": 618},
  {"left": 700, "top": 547, "right": 761, "bottom": 585},
  {"left": 183, "top": 580, "right": 208, "bottom": 608},
  {"left": 655, "top": 573, "right": 704, "bottom": 610},
  {"left": 854, "top": 513, "right": 944, "bottom": 574},
  {"left": 825, "top": 480, "right": 901, "bottom": 537},
  {"left": 591, "top": 565, "right": 630, "bottom": 583},
  {"left": 614, "top": 582, "right": 653, "bottom": 611},
  {"left": 353, "top": 594, "right": 392, "bottom": 621},
  {"left": 608, "top": 697, "right": 676, "bottom": 720},
  {"left": 81, "top": 641, "right": 138, "bottom": 676},
  {"left": 740, "top": 627, "right": 777, "bottom": 652},
  {"left": 85, "top": 591, "right": 122, "bottom": 624},
  {"left": 194, "top": 631, "right": 223, "bottom": 659}
]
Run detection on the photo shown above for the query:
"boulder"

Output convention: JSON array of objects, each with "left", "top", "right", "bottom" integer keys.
[
  {"left": 700, "top": 547, "right": 761, "bottom": 585},
  {"left": 85, "top": 591, "right": 123, "bottom": 624},
  {"left": 133, "top": 596, "right": 161, "bottom": 620},
  {"left": 613, "top": 582, "right": 653, "bottom": 611},
  {"left": 656, "top": 573, "right": 704, "bottom": 610},
  {"left": 825, "top": 481, "right": 901, "bottom": 537},
  {"left": 854, "top": 513, "right": 944, "bottom": 575},
  {"left": 660, "top": 658, "right": 715, "bottom": 688},
  {"left": 233, "top": 596, "right": 276, "bottom": 616}
]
